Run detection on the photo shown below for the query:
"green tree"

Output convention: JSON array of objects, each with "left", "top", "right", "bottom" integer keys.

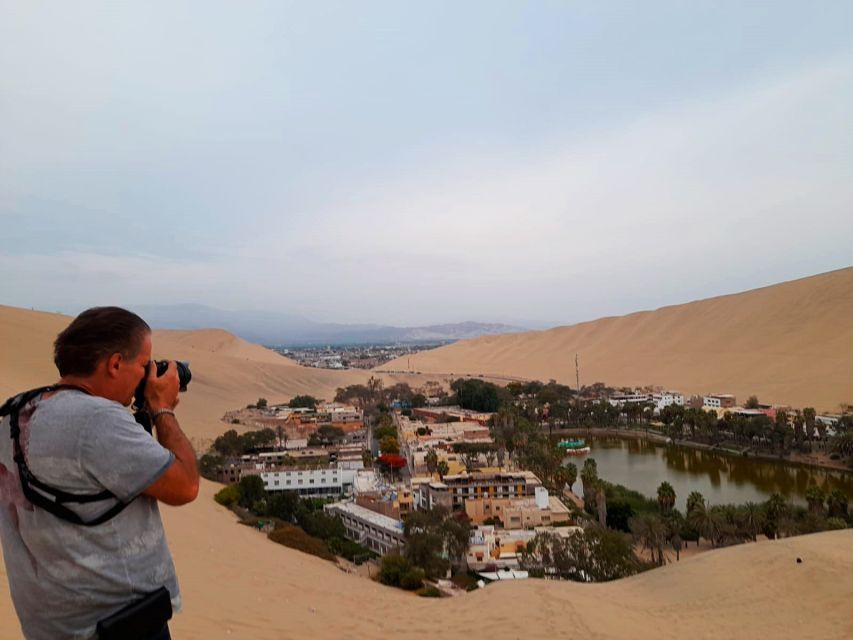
[
  {"left": 804, "top": 485, "right": 826, "bottom": 515},
  {"left": 762, "top": 493, "right": 790, "bottom": 540},
  {"left": 686, "top": 491, "right": 706, "bottom": 516},
  {"left": 378, "top": 553, "right": 412, "bottom": 587},
  {"left": 803, "top": 407, "right": 817, "bottom": 440},
  {"left": 411, "top": 393, "right": 427, "bottom": 408},
  {"left": 199, "top": 453, "right": 224, "bottom": 481},
  {"left": 310, "top": 425, "right": 346, "bottom": 445},
  {"left": 238, "top": 475, "right": 266, "bottom": 509},
  {"left": 630, "top": 513, "right": 668, "bottom": 565},
  {"left": 744, "top": 395, "right": 760, "bottom": 409},
  {"left": 522, "top": 527, "right": 638, "bottom": 582},
  {"left": 212, "top": 429, "right": 243, "bottom": 457},
  {"left": 404, "top": 507, "right": 470, "bottom": 579},
  {"left": 450, "top": 378, "right": 511, "bottom": 412},
  {"left": 736, "top": 502, "right": 765, "bottom": 541},
  {"left": 656, "top": 481, "right": 676, "bottom": 515},
  {"left": 379, "top": 435, "right": 400, "bottom": 455},
  {"left": 425, "top": 449, "right": 439, "bottom": 476},
  {"left": 827, "top": 489, "right": 849, "bottom": 520},
  {"left": 580, "top": 458, "right": 599, "bottom": 512},
  {"left": 266, "top": 491, "right": 300, "bottom": 521},
  {"left": 436, "top": 460, "right": 450, "bottom": 480},
  {"left": 289, "top": 395, "right": 318, "bottom": 410}
]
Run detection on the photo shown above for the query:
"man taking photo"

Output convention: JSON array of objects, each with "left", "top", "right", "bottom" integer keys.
[{"left": 0, "top": 306, "right": 199, "bottom": 639}]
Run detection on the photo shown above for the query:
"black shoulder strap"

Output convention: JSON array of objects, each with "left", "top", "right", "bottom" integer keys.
[{"left": 2, "top": 385, "right": 133, "bottom": 527}]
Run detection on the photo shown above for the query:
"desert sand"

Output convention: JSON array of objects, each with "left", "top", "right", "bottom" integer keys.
[
  {"left": 1, "top": 302, "right": 852, "bottom": 639},
  {"left": 384, "top": 267, "right": 853, "bottom": 412}
]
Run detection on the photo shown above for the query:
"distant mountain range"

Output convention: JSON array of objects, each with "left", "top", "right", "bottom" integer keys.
[{"left": 128, "top": 304, "right": 525, "bottom": 346}]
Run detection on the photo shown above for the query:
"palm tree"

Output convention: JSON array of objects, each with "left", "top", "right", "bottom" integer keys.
[
  {"left": 827, "top": 489, "right": 849, "bottom": 519},
  {"left": 630, "top": 513, "right": 668, "bottom": 565},
  {"left": 657, "top": 481, "right": 676, "bottom": 515},
  {"left": 425, "top": 449, "right": 438, "bottom": 477},
  {"left": 804, "top": 485, "right": 826, "bottom": 515},
  {"left": 763, "top": 493, "right": 790, "bottom": 539},
  {"left": 831, "top": 432, "right": 853, "bottom": 458},
  {"left": 436, "top": 460, "right": 449, "bottom": 481},
  {"left": 563, "top": 462, "right": 578, "bottom": 492},
  {"left": 686, "top": 491, "right": 706, "bottom": 516},
  {"left": 595, "top": 485, "right": 607, "bottom": 527},
  {"left": 687, "top": 499, "right": 716, "bottom": 546},
  {"left": 737, "top": 502, "right": 765, "bottom": 542},
  {"left": 580, "top": 458, "right": 599, "bottom": 511}
]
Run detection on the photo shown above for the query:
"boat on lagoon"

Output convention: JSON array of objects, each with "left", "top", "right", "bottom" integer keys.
[{"left": 557, "top": 438, "right": 591, "bottom": 455}]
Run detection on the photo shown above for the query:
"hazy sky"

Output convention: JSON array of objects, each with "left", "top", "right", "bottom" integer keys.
[{"left": 2, "top": 2, "right": 852, "bottom": 327}]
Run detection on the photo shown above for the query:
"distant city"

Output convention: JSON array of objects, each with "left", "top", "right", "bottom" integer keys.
[{"left": 272, "top": 342, "right": 450, "bottom": 370}]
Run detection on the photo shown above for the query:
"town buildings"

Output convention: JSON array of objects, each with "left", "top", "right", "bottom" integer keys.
[
  {"left": 703, "top": 394, "right": 737, "bottom": 409},
  {"left": 324, "top": 500, "right": 406, "bottom": 555},
  {"left": 260, "top": 466, "right": 357, "bottom": 497},
  {"left": 413, "top": 470, "right": 542, "bottom": 512},
  {"left": 608, "top": 390, "right": 684, "bottom": 412},
  {"left": 464, "top": 487, "right": 571, "bottom": 529}
]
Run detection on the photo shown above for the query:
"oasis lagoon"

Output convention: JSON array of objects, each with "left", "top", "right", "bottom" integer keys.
[{"left": 566, "top": 437, "right": 853, "bottom": 511}]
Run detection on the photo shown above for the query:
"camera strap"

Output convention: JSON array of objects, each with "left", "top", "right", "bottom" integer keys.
[{"left": 0, "top": 386, "right": 132, "bottom": 526}]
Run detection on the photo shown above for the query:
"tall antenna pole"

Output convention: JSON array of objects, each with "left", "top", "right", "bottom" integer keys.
[{"left": 575, "top": 353, "right": 580, "bottom": 394}]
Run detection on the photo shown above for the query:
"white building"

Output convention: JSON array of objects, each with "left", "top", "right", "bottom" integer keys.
[
  {"left": 608, "top": 392, "right": 651, "bottom": 406},
  {"left": 325, "top": 500, "right": 406, "bottom": 555},
  {"left": 261, "top": 466, "right": 356, "bottom": 497},
  {"left": 651, "top": 391, "right": 684, "bottom": 411},
  {"left": 323, "top": 403, "right": 364, "bottom": 424},
  {"left": 703, "top": 394, "right": 736, "bottom": 409}
]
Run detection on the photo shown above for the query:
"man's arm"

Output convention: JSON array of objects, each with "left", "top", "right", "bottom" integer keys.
[
  {"left": 141, "top": 360, "right": 199, "bottom": 505},
  {"left": 143, "top": 413, "right": 199, "bottom": 505}
]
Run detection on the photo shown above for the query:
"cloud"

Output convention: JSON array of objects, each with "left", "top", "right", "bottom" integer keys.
[
  {"left": 243, "top": 54, "right": 853, "bottom": 321},
  {"left": 1, "top": 28, "right": 851, "bottom": 326}
]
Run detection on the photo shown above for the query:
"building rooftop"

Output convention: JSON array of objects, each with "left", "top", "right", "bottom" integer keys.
[{"left": 327, "top": 500, "right": 405, "bottom": 532}]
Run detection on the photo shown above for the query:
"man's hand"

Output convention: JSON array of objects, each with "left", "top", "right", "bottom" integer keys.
[{"left": 144, "top": 360, "right": 180, "bottom": 413}]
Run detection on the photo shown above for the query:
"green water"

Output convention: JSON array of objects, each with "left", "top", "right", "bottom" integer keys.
[{"left": 566, "top": 437, "right": 853, "bottom": 510}]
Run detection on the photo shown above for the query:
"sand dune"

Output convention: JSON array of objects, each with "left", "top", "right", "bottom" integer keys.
[
  {"left": 384, "top": 268, "right": 853, "bottom": 411},
  {"left": 1, "top": 303, "right": 852, "bottom": 639}
]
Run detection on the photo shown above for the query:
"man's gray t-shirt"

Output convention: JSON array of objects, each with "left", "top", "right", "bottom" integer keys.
[{"left": 0, "top": 389, "right": 180, "bottom": 639}]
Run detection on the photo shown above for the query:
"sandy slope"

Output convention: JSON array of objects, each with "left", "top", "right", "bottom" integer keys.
[
  {"left": 1, "top": 304, "right": 852, "bottom": 639},
  {"left": 384, "top": 268, "right": 853, "bottom": 411}
]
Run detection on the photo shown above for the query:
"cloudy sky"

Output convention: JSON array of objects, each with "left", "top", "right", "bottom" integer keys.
[{"left": 2, "top": 2, "right": 852, "bottom": 327}]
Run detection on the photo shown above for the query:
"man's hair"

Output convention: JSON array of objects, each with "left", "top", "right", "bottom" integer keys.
[{"left": 54, "top": 307, "right": 151, "bottom": 377}]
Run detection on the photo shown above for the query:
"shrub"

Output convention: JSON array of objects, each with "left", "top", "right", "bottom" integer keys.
[
  {"left": 450, "top": 572, "right": 478, "bottom": 591},
  {"left": 214, "top": 485, "right": 240, "bottom": 508},
  {"left": 199, "top": 454, "right": 224, "bottom": 481},
  {"left": 328, "top": 537, "right": 372, "bottom": 562},
  {"left": 267, "top": 524, "right": 335, "bottom": 562},
  {"left": 378, "top": 553, "right": 411, "bottom": 587},
  {"left": 416, "top": 585, "right": 441, "bottom": 598},
  {"left": 400, "top": 567, "right": 426, "bottom": 591},
  {"left": 238, "top": 475, "right": 266, "bottom": 508}
]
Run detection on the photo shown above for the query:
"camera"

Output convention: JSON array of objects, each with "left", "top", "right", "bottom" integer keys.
[{"left": 133, "top": 360, "right": 192, "bottom": 432}]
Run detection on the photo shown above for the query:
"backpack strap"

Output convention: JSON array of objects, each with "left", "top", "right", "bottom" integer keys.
[{"left": 1, "top": 386, "right": 133, "bottom": 526}]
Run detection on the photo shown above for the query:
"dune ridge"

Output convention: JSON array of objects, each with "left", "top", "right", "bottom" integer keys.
[
  {"left": 1, "top": 302, "right": 852, "bottom": 639},
  {"left": 383, "top": 267, "right": 853, "bottom": 411}
]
